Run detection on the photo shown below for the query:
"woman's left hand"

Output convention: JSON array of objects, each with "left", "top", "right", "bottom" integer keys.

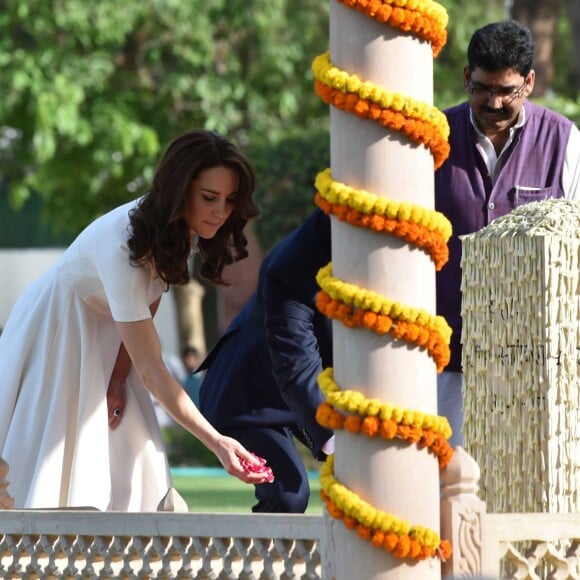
[
  {"left": 213, "top": 435, "right": 275, "bottom": 484},
  {"left": 107, "top": 342, "right": 132, "bottom": 430},
  {"left": 107, "top": 375, "right": 127, "bottom": 430}
]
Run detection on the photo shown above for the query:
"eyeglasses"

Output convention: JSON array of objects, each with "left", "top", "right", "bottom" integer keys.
[{"left": 467, "top": 79, "right": 527, "bottom": 102}]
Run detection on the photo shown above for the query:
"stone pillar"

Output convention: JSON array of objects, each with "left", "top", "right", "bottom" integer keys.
[{"left": 327, "top": 2, "right": 445, "bottom": 578}]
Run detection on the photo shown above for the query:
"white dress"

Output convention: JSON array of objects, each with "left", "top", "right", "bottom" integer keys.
[{"left": 0, "top": 199, "right": 172, "bottom": 511}]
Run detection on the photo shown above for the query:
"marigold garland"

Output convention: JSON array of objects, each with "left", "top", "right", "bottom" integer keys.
[
  {"left": 315, "top": 368, "right": 454, "bottom": 468},
  {"left": 314, "top": 168, "right": 452, "bottom": 270},
  {"left": 335, "top": 0, "right": 448, "bottom": 57},
  {"left": 315, "top": 194, "right": 449, "bottom": 271},
  {"left": 316, "top": 168, "right": 451, "bottom": 238},
  {"left": 317, "top": 290, "right": 450, "bottom": 371},
  {"left": 320, "top": 456, "right": 452, "bottom": 561},
  {"left": 316, "top": 262, "right": 451, "bottom": 371},
  {"left": 312, "top": 53, "right": 448, "bottom": 131},
  {"left": 316, "top": 405, "right": 455, "bottom": 468},
  {"left": 318, "top": 368, "right": 451, "bottom": 438},
  {"left": 311, "top": 52, "right": 450, "bottom": 169},
  {"left": 313, "top": 0, "right": 454, "bottom": 566},
  {"left": 317, "top": 262, "right": 449, "bottom": 338}
]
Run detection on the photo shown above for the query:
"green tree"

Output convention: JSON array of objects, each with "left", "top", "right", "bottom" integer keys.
[
  {"left": 2, "top": 0, "right": 577, "bottom": 249},
  {"left": 249, "top": 128, "right": 329, "bottom": 251},
  {"left": 434, "top": 0, "right": 506, "bottom": 109},
  {"left": 435, "top": 0, "right": 580, "bottom": 124},
  {"left": 0, "top": 0, "right": 329, "bottom": 235}
]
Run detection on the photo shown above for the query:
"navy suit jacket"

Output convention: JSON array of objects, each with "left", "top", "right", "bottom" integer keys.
[{"left": 198, "top": 209, "right": 333, "bottom": 459}]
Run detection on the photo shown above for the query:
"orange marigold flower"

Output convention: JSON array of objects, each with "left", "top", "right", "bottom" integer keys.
[
  {"left": 409, "top": 539, "right": 422, "bottom": 559},
  {"left": 345, "top": 415, "right": 362, "bottom": 433},
  {"left": 371, "top": 530, "right": 385, "bottom": 547},
  {"left": 383, "top": 218, "right": 397, "bottom": 233},
  {"left": 398, "top": 424, "right": 411, "bottom": 439},
  {"left": 357, "top": 524, "right": 372, "bottom": 540},
  {"left": 421, "top": 430, "right": 436, "bottom": 448},
  {"left": 407, "top": 426, "right": 422, "bottom": 443},
  {"left": 380, "top": 419, "right": 398, "bottom": 439},
  {"left": 325, "top": 500, "right": 344, "bottom": 520},
  {"left": 383, "top": 532, "right": 399, "bottom": 552},
  {"left": 393, "top": 535, "right": 411, "bottom": 559},
  {"left": 362, "top": 416, "right": 381, "bottom": 437},
  {"left": 344, "top": 516, "right": 358, "bottom": 530},
  {"left": 375, "top": 315, "right": 393, "bottom": 334},
  {"left": 391, "top": 322, "right": 406, "bottom": 339},
  {"left": 439, "top": 449, "right": 454, "bottom": 469},
  {"left": 315, "top": 291, "right": 330, "bottom": 308},
  {"left": 439, "top": 540, "right": 453, "bottom": 561},
  {"left": 431, "top": 435, "right": 444, "bottom": 451},
  {"left": 362, "top": 311, "right": 378, "bottom": 328},
  {"left": 329, "top": 411, "right": 345, "bottom": 430},
  {"left": 316, "top": 402, "right": 333, "bottom": 427}
]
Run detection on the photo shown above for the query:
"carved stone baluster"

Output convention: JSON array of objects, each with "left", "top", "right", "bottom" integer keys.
[
  {"left": 440, "top": 446, "right": 487, "bottom": 579},
  {"left": 0, "top": 457, "right": 14, "bottom": 509}
]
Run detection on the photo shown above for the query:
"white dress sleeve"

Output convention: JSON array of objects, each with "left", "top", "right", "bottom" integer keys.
[{"left": 94, "top": 238, "right": 154, "bottom": 323}]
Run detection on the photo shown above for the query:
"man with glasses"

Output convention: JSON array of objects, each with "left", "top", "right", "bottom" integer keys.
[{"left": 435, "top": 20, "right": 580, "bottom": 447}]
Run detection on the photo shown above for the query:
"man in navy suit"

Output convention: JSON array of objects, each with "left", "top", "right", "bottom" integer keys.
[{"left": 198, "top": 208, "right": 335, "bottom": 513}]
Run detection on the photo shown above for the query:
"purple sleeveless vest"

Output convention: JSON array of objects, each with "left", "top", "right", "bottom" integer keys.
[{"left": 435, "top": 100, "right": 572, "bottom": 372}]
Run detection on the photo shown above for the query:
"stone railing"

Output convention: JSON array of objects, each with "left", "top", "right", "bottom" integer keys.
[
  {"left": 441, "top": 448, "right": 580, "bottom": 579},
  {"left": 1, "top": 455, "right": 580, "bottom": 579},
  {"left": 0, "top": 509, "right": 328, "bottom": 579}
]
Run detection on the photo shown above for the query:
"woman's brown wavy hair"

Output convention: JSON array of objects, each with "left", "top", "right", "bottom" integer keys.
[{"left": 127, "top": 129, "right": 260, "bottom": 286}]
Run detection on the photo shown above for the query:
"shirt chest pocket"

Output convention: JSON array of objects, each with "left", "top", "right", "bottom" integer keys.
[{"left": 513, "top": 185, "right": 554, "bottom": 207}]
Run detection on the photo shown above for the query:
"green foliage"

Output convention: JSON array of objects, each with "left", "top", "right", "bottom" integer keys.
[
  {"left": 163, "top": 425, "right": 322, "bottom": 472},
  {"left": 434, "top": 0, "right": 580, "bottom": 116},
  {"left": 172, "top": 473, "right": 323, "bottom": 513},
  {"left": 1, "top": 0, "right": 577, "bottom": 244},
  {"left": 162, "top": 426, "right": 221, "bottom": 467},
  {"left": 248, "top": 127, "right": 330, "bottom": 251},
  {"left": 0, "top": 190, "right": 73, "bottom": 247},
  {"left": 535, "top": 94, "right": 580, "bottom": 126},
  {"left": 552, "top": 10, "right": 578, "bottom": 98},
  {"left": 434, "top": 0, "right": 506, "bottom": 109},
  {"left": 0, "top": 0, "right": 328, "bottom": 235}
]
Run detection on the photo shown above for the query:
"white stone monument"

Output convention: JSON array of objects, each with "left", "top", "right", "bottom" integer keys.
[{"left": 462, "top": 199, "right": 580, "bottom": 513}]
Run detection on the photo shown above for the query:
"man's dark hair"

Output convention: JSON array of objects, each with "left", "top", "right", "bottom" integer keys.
[{"left": 467, "top": 20, "right": 534, "bottom": 77}]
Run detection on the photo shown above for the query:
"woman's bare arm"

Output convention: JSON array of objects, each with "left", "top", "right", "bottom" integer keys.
[
  {"left": 107, "top": 298, "right": 162, "bottom": 429},
  {"left": 115, "top": 317, "right": 268, "bottom": 484}
]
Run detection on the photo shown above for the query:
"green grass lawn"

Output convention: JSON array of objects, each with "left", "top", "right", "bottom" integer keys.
[{"left": 172, "top": 472, "right": 323, "bottom": 514}]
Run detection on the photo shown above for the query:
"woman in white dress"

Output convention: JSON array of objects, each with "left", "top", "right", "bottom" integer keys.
[{"left": 0, "top": 129, "right": 271, "bottom": 510}]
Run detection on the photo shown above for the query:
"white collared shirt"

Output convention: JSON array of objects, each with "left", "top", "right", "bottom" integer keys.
[{"left": 470, "top": 106, "right": 580, "bottom": 200}]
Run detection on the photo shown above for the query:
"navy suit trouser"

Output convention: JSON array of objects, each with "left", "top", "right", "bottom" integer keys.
[{"left": 225, "top": 425, "right": 311, "bottom": 513}]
